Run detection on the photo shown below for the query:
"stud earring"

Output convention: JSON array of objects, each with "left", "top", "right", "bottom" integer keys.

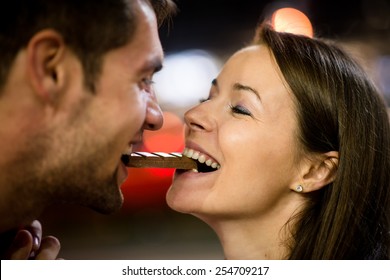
[{"left": 295, "top": 185, "right": 303, "bottom": 193}]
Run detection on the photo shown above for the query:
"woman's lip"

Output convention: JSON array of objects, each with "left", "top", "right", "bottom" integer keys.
[
  {"left": 183, "top": 148, "right": 221, "bottom": 171},
  {"left": 184, "top": 141, "right": 221, "bottom": 170},
  {"left": 174, "top": 168, "right": 217, "bottom": 178},
  {"left": 185, "top": 141, "right": 215, "bottom": 161}
]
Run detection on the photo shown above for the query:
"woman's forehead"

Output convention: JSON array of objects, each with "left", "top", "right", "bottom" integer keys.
[{"left": 219, "top": 45, "right": 281, "bottom": 85}]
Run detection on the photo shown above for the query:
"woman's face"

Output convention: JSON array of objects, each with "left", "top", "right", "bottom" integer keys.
[{"left": 167, "top": 45, "right": 304, "bottom": 221}]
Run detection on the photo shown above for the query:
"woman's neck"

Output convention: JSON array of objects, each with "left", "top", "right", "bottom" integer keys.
[{"left": 204, "top": 216, "right": 291, "bottom": 260}]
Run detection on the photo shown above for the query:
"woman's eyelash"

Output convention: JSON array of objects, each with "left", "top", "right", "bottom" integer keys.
[
  {"left": 230, "top": 105, "right": 252, "bottom": 116},
  {"left": 199, "top": 99, "right": 252, "bottom": 116}
]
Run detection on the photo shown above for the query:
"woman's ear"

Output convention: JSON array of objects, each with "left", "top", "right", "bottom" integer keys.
[
  {"left": 294, "top": 151, "right": 339, "bottom": 193},
  {"left": 26, "top": 29, "right": 66, "bottom": 104}
]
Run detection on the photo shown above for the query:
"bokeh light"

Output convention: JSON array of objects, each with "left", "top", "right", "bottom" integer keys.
[
  {"left": 375, "top": 55, "right": 390, "bottom": 106},
  {"left": 154, "top": 49, "right": 221, "bottom": 117},
  {"left": 271, "top": 7, "right": 313, "bottom": 37}
]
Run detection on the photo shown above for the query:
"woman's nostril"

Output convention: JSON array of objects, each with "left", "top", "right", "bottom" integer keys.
[{"left": 190, "top": 122, "right": 205, "bottom": 130}]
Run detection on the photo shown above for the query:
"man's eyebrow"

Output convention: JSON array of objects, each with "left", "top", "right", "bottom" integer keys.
[
  {"left": 142, "top": 57, "right": 163, "bottom": 73},
  {"left": 233, "top": 82, "right": 261, "bottom": 101}
]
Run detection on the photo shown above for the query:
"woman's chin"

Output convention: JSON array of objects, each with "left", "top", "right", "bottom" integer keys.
[{"left": 166, "top": 187, "right": 194, "bottom": 214}]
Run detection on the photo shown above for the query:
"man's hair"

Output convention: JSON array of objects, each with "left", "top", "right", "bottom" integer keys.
[{"left": 0, "top": 0, "right": 176, "bottom": 91}]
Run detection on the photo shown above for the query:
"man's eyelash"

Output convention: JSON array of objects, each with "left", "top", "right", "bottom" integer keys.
[{"left": 142, "top": 78, "right": 155, "bottom": 86}]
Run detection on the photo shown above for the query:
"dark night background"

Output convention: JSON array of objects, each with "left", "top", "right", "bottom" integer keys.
[
  {"left": 159, "top": 0, "right": 390, "bottom": 52},
  {"left": 39, "top": 0, "right": 390, "bottom": 259}
]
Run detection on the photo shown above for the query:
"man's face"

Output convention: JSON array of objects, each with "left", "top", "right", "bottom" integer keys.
[
  {"left": 64, "top": 1, "right": 163, "bottom": 213},
  {"left": 29, "top": 1, "right": 164, "bottom": 214}
]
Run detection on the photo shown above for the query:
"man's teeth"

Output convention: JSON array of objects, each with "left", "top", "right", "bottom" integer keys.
[{"left": 182, "top": 148, "right": 221, "bottom": 170}]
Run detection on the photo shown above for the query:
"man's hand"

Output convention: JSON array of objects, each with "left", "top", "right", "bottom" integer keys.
[{"left": 2, "top": 220, "right": 61, "bottom": 259}]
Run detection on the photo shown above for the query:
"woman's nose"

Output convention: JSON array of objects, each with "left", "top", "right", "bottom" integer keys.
[{"left": 184, "top": 102, "right": 215, "bottom": 132}]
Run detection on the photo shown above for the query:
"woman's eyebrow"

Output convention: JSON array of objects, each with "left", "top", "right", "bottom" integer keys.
[
  {"left": 212, "top": 79, "right": 261, "bottom": 101},
  {"left": 233, "top": 82, "right": 261, "bottom": 101}
]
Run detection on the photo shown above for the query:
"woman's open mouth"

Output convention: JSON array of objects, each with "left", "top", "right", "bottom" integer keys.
[
  {"left": 120, "top": 148, "right": 221, "bottom": 173},
  {"left": 182, "top": 148, "right": 220, "bottom": 173}
]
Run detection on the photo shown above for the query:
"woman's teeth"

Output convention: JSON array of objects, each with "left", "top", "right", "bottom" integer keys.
[{"left": 182, "top": 148, "right": 220, "bottom": 172}]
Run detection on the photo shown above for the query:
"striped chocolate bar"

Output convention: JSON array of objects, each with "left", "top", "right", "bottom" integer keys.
[{"left": 123, "top": 152, "right": 197, "bottom": 169}]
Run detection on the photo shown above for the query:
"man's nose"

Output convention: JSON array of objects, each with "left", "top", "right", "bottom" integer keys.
[{"left": 143, "top": 94, "right": 164, "bottom": 131}]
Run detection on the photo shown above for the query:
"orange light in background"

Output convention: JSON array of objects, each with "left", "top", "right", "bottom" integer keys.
[
  {"left": 121, "top": 111, "right": 186, "bottom": 210},
  {"left": 271, "top": 8, "right": 313, "bottom": 38}
]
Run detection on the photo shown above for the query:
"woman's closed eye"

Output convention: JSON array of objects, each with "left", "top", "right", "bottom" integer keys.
[
  {"left": 198, "top": 98, "right": 253, "bottom": 117},
  {"left": 230, "top": 104, "right": 252, "bottom": 116}
]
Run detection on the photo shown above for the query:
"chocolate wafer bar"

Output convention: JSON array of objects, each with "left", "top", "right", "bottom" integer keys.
[{"left": 123, "top": 152, "right": 197, "bottom": 169}]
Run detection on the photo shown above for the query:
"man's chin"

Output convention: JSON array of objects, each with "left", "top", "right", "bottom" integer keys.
[{"left": 92, "top": 194, "right": 124, "bottom": 214}]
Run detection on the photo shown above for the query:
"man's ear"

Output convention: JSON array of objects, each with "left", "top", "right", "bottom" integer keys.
[
  {"left": 294, "top": 151, "right": 339, "bottom": 193},
  {"left": 26, "top": 29, "right": 66, "bottom": 104}
]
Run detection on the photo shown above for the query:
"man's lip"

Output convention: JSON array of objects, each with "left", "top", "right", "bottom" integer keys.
[
  {"left": 118, "top": 159, "right": 129, "bottom": 186},
  {"left": 121, "top": 154, "right": 130, "bottom": 166},
  {"left": 130, "top": 133, "right": 144, "bottom": 146}
]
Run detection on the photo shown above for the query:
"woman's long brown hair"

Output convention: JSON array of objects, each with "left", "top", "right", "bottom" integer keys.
[{"left": 255, "top": 24, "right": 390, "bottom": 259}]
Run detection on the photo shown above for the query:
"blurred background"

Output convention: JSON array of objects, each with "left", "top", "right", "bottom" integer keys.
[{"left": 40, "top": 0, "right": 390, "bottom": 259}]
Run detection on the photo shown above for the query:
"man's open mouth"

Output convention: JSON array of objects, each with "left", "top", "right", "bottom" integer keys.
[{"left": 121, "top": 154, "right": 131, "bottom": 166}]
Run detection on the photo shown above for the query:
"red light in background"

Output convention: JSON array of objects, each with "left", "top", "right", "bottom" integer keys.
[
  {"left": 121, "top": 112, "right": 185, "bottom": 210},
  {"left": 144, "top": 111, "right": 185, "bottom": 177},
  {"left": 143, "top": 111, "right": 185, "bottom": 152}
]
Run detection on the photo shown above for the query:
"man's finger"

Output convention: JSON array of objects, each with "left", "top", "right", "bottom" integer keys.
[
  {"left": 8, "top": 230, "right": 34, "bottom": 259},
  {"left": 35, "top": 236, "right": 61, "bottom": 260},
  {"left": 24, "top": 220, "right": 42, "bottom": 252}
]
